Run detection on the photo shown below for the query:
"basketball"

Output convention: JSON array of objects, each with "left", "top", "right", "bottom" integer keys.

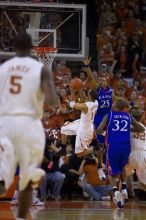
[{"left": 70, "top": 78, "right": 83, "bottom": 91}]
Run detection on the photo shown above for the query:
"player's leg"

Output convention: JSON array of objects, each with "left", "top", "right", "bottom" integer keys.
[
  {"left": 119, "top": 167, "right": 128, "bottom": 203},
  {"left": 94, "top": 116, "right": 106, "bottom": 180},
  {"left": 107, "top": 143, "right": 124, "bottom": 208},
  {"left": 131, "top": 151, "right": 146, "bottom": 185},
  {"left": 17, "top": 182, "right": 33, "bottom": 219},
  {"left": 0, "top": 137, "right": 16, "bottom": 195},
  {"left": 60, "top": 119, "right": 80, "bottom": 153},
  {"left": 17, "top": 118, "right": 45, "bottom": 219},
  {"left": 75, "top": 134, "right": 93, "bottom": 158},
  {"left": 119, "top": 143, "right": 131, "bottom": 202}
]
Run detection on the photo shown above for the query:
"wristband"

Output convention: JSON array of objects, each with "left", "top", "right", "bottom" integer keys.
[
  {"left": 84, "top": 64, "right": 90, "bottom": 67},
  {"left": 69, "top": 101, "right": 75, "bottom": 108}
]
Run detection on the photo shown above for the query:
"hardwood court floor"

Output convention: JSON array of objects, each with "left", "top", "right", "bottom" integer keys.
[{"left": 0, "top": 200, "right": 146, "bottom": 220}]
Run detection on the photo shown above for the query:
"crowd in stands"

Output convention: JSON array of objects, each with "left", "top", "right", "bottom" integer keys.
[{"left": 2, "top": 0, "right": 146, "bottom": 204}]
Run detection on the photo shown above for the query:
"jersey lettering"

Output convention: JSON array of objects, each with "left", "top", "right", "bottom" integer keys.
[
  {"left": 112, "top": 120, "right": 128, "bottom": 131},
  {"left": 10, "top": 76, "right": 22, "bottom": 94},
  {"left": 100, "top": 100, "right": 110, "bottom": 108},
  {"left": 133, "top": 132, "right": 146, "bottom": 141}
]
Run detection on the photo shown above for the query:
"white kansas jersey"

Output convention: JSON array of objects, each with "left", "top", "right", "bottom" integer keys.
[
  {"left": 130, "top": 123, "right": 146, "bottom": 151},
  {"left": 0, "top": 56, "right": 44, "bottom": 119},
  {"left": 79, "top": 101, "right": 98, "bottom": 137}
]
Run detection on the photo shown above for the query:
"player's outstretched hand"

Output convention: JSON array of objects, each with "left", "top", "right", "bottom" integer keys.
[{"left": 83, "top": 57, "right": 91, "bottom": 66}]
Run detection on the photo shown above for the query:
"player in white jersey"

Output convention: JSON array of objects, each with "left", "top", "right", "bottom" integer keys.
[
  {"left": 61, "top": 89, "right": 98, "bottom": 157},
  {"left": 0, "top": 32, "right": 57, "bottom": 220},
  {"left": 129, "top": 108, "right": 146, "bottom": 185}
]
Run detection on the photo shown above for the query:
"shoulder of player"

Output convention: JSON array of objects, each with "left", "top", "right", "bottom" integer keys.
[{"left": 84, "top": 101, "right": 98, "bottom": 111}]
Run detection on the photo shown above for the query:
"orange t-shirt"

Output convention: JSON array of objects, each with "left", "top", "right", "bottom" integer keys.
[{"left": 83, "top": 163, "right": 109, "bottom": 186}]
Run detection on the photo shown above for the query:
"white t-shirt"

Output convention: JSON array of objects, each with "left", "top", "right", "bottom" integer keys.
[{"left": 0, "top": 56, "right": 44, "bottom": 119}]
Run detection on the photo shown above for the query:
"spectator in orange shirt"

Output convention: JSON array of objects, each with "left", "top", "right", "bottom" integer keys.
[
  {"left": 111, "top": 70, "right": 128, "bottom": 91},
  {"left": 115, "top": 2, "right": 128, "bottom": 23},
  {"left": 125, "top": 9, "right": 137, "bottom": 37},
  {"left": 98, "top": 4, "right": 117, "bottom": 31},
  {"left": 54, "top": 61, "right": 71, "bottom": 86},
  {"left": 79, "top": 151, "right": 112, "bottom": 201},
  {"left": 96, "top": 27, "right": 113, "bottom": 51},
  {"left": 100, "top": 43, "right": 115, "bottom": 72}
]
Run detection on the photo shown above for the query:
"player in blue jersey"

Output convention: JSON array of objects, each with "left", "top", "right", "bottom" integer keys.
[
  {"left": 96, "top": 98, "right": 144, "bottom": 209},
  {"left": 83, "top": 58, "right": 115, "bottom": 180}
]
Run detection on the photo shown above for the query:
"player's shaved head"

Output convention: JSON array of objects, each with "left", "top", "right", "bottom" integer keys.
[
  {"left": 13, "top": 32, "right": 33, "bottom": 51},
  {"left": 88, "top": 89, "right": 98, "bottom": 101}
]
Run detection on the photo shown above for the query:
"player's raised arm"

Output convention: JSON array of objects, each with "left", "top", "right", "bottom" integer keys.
[
  {"left": 131, "top": 116, "right": 145, "bottom": 132},
  {"left": 41, "top": 66, "right": 58, "bottom": 107},
  {"left": 82, "top": 57, "right": 99, "bottom": 89},
  {"left": 96, "top": 114, "right": 108, "bottom": 134}
]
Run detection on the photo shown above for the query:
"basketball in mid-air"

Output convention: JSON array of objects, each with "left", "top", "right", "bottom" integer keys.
[{"left": 70, "top": 78, "right": 83, "bottom": 91}]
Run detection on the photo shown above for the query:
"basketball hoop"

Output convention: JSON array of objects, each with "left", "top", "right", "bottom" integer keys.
[{"left": 32, "top": 47, "right": 57, "bottom": 70}]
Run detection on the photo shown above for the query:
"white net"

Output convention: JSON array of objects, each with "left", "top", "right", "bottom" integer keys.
[{"left": 32, "top": 47, "right": 57, "bottom": 70}]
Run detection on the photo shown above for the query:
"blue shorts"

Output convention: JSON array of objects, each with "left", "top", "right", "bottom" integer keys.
[
  {"left": 94, "top": 114, "right": 105, "bottom": 143},
  {"left": 106, "top": 142, "right": 131, "bottom": 176}
]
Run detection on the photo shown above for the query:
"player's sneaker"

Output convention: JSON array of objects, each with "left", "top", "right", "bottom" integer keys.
[
  {"left": 101, "top": 195, "right": 111, "bottom": 201},
  {"left": 121, "top": 189, "right": 128, "bottom": 203},
  {"left": 32, "top": 198, "right": 45, "bottom": 206},
  {"left": 113, "top": 191, "right": 124, "bottom": 209},
  {"left": 97, "top": 168, "right": 106, "bottom": 181},
  {"left": 10, "top": 197, "right": 18, "bottom": 205},
  {"left": 10, "top": 190, "right": 18, "bottom": 205}
]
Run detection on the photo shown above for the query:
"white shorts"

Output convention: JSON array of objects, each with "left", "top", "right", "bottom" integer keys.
[
  {"left": 129, "top": 150, "right": 146, "bottom": 184},
  {"left": 61, "top": 119, "right": 93, "bottom": 154},
  {"left": 0, "top": 115, "right": 45, "bottom": 191},
  {"left": 75, "top": 133, "right": 92, "bottom": 154},
  {"left": 61, "top": 119, "right": 80, "bottom": 136}
]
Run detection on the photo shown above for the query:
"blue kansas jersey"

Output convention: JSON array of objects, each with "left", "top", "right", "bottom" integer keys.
[
  {"left": 107, "top": 111, "right": 131, "bottom": 143},
  {"left": 95, "top": 86, "right": 112, "bottom": 117}
]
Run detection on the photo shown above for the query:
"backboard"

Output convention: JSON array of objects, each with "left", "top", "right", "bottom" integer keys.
[{"left": 0, "top": 1, "right": 87, "bottom": 61}]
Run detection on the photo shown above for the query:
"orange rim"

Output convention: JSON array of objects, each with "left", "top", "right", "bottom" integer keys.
[{"left": 33, "top": 47, "right": 57, "bottom": 53}]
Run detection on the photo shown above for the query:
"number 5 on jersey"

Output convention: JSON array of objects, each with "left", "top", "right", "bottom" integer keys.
[{"left": 10, "top": 76, "right": 22, "bottom": 94}]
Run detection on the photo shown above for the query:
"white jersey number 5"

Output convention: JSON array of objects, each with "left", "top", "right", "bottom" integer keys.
[{"left": 10, "top": 76, "right": 22, "bottom": 94}]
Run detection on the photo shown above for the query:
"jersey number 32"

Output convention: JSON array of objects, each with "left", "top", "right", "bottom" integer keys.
[{"left": 112, "top": 120, "right": 128, "bottom": 131}]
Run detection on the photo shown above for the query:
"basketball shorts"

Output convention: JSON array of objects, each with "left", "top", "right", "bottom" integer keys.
[
  {"left": 61, "top": 119, "right": 92, "bottom": 154},
  {"left": 94, "top": 114, "right": 105, "bottom": 143},
  {"left": 75, "top": 132, "right": 92, "bottom": 154},
  {"left": 61, "top": 119, "right": 80, "bottom": 136},
  {"left": 107, "top": 142, "right": 131, "bottom": 176},
  {"left": 0, "top": 115, "right": 45, "bottom": 191},
  {"left": 129, "top": 150, "right": 146, "bottom": 184}
]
